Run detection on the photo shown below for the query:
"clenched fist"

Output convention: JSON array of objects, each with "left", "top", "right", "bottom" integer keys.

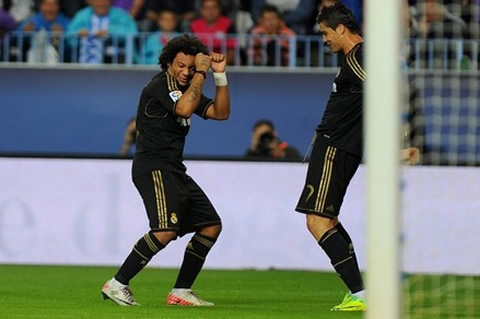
[{"left": 195, "top": 53, "right": 212, "bottom": 73}]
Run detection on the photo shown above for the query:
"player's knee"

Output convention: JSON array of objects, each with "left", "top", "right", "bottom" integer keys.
[
  {"left": 306, "top": 214, "right": 337, "bottom": 241},
  {"left": 198, "top": 223, "right": 222, "bottom": 239},
  {"left": 151, "top": 230, "right": 177, "bottom": 245}
]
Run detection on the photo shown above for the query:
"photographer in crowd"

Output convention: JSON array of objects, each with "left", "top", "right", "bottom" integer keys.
[{"left": 245, "top": 119, "right": 301, "bottom": 160}]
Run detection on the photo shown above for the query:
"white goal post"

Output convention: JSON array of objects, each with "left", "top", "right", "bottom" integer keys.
[{"left": 365, "top": 0, "right": 403, "bottom": 318}]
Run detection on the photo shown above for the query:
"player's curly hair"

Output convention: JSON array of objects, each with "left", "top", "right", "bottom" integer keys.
[
  {"left": 158, "top": 34, "right": 209, "bottom": 70},
  {"left": 316, "top": 3, "right": 360, "bottom": 34}
]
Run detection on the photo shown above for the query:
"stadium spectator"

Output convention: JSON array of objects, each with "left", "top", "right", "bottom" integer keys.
[
  {"left": 251, "top": 0, "right": 318, "bottom": 34},
  {"left": 249, "top": 4, "right": 296, "bottom": 66},
  {"left": 0, "top": 7, "right": 15, "bottom": 39},
  {"left": 190, "top": 0, "right": 236, "bottom": 65},
  {"left": 112, "top": 0, "right": 144, "bottom": 19},
  {"left": 33, "top": 0, "right": 87, "bottom": 18},
  {"left": 245, "top": 119, "right": 301, "bottom": 159},
  {"left": 232, "top": 0, "right": 254, "bottom": 35},
  {"left": 142, "top": 8, "right": 178, "bottom": 65},
  {"left": 194, "top": 0, "right": 241, "bottom": 22},
  {"left": 57, "top": 0, "right": 87, "bottom": 18},
  {"left": 20, "top": 0, "right": 69, "bottom": 32},
  {"left": 111, "top": 0, "right": 147, "bottom": 30},
  {"left": 1, "top": 0, "right": 34, "bottom": 23},
  {"left": 19, "top": 0, "right": 70, "bottom": 63},
  {"left": 412, "top": 0, "right": 467, "bottom": 38},
  {"left": 67, "top": 0, "right": 138, "bottom": 64},
  {"left": 145, "top": 0, "right": 195, "bottom": 32}
]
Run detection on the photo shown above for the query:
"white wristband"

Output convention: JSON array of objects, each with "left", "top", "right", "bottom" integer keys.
[{"left": 213, "top": 72, "right": 228, "bottom": 87}]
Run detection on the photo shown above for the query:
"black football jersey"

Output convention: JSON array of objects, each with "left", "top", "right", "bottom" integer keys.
[
  {"left": 316, "top": 42, "right": 365, "bottom": 158},
  {"left": 132, "top": 71, "right": 213, "bottom": 176}
]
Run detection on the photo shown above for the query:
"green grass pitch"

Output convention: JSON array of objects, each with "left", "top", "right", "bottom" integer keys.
[
  {"left": 2, "top": 265, "right": 478, "bottom": 318},
  {"left": 0, "top": 265, "right": 363, "bottom": 319}
]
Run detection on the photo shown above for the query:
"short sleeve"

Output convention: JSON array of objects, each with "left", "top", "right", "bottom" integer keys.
[{"left": 345, "top": 44, "right": 366, "bottom": 86}]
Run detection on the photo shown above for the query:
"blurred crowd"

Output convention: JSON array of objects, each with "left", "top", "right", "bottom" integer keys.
[{"left": 0, "top": 0, "right": 479, "bottom": 65}]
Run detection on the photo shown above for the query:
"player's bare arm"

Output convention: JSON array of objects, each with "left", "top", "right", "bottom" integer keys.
[
  {"left": 175, "top": 53, "right": 211, "bottom": 118},
  {"left": 206, "top": 53, "right": 230, "bottom": 120}
]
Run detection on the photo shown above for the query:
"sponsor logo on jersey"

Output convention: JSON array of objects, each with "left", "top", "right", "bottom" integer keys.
[{"left": 169, "top": 90, "right": 182, "bottom": 102}]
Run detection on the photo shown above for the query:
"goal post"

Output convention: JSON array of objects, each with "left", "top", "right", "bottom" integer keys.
[{"left": 365, "top": 0, "right": 403, "bottom": 318}]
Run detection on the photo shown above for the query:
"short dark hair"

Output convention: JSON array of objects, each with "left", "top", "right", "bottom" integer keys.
[
  {"left": 253, "top": 119, "right": 275, "bottom": 131},
  {"left": 201, "top": 0, "right": 221, "bottom": 9},
  {"left": 158, "top": 34, "right": 209, "bottom": 70},
  {"left": 260, "top": 4, "right": 282, "bottom": 19},
  {"left": 316, "top": 3, "right": 360, "bottom": 34}
]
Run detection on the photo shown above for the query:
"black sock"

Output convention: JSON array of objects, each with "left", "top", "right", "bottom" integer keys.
[
  {"left": 115, "top": 231, "right": 165, "bottom": 285},
  {"left": 335, "top": 223, "right": 363, "bottom": 285},
  {"left": 318, "top": 228, "right": 364, "bottom": 293},
  {"left": 174, "top": 233, "right": 217, "bottom": 289}
]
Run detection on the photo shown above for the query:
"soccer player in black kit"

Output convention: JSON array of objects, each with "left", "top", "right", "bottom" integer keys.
[
  {"left": 101, "top": 34, "right": 230, "bottom": 307},
  {"left": 296, "top": 4, "right": 418, "bottom": 312}
]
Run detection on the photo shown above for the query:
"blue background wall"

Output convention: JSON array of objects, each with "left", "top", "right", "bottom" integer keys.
[
  {"left": 1, "top": 67, "right": 478, "bottom": 163},
  {"left": 0, "top": 67, "right": 334, "bottom": 157}
]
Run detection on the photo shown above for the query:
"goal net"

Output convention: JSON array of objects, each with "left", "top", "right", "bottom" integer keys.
[{"left": 402, "top": 1, "right": 480, "bottom": 318}]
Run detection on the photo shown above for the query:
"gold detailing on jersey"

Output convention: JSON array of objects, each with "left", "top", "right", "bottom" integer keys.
[
  {"left": 305, "top": 184, "right": 315, "bottom": 202},
  {"left": 173, "top": 75, "right": 179, "bottom": 90},
  {"left": 166, "top": 73, "right": 174, "bottom": 91},
  {"left": 133, "top": 247, "right": 150, "bottom": 261},
  {"left": 152, "top": 170, "right": 168, "bottom": 229},
  {"left": 166, "top": 73, "right": 179, "bottom": 92},
  {"left": 346, "top": 45, "right": 366, "bottom": 82},
  {"left": 170, "top": 212, "right": 178, "bottom": 224},
  {"left": 193, "top": 234, "right": 214, "bottom": 248},
  {"left": 315, "top": 146, "right": 337, "bottom": 213},
  {"left": 144, "top": 233, "right": 160, "bottom": 253}
]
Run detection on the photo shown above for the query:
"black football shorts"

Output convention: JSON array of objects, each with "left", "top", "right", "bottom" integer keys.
[
  {"left": 133, "top": 169, "right": 221, "bottom": 236},
  {"left": 295, "top": 138, "right": 361, "bottom": 218}
]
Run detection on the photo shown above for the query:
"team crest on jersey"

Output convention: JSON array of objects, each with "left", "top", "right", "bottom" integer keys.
[
  {"left": 170, "top": 212, "right": 178, "bottom": 224},
  {"left": 169, "top": 90, "right": 182, "bottom": 102}
]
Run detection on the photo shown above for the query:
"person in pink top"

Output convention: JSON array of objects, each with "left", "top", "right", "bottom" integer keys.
[
  {"left": 190, "top": 0, "right": 236, "bottom": 65},
  {"left": 249, "top": 4, "right": 296, "bottom": 66}
]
